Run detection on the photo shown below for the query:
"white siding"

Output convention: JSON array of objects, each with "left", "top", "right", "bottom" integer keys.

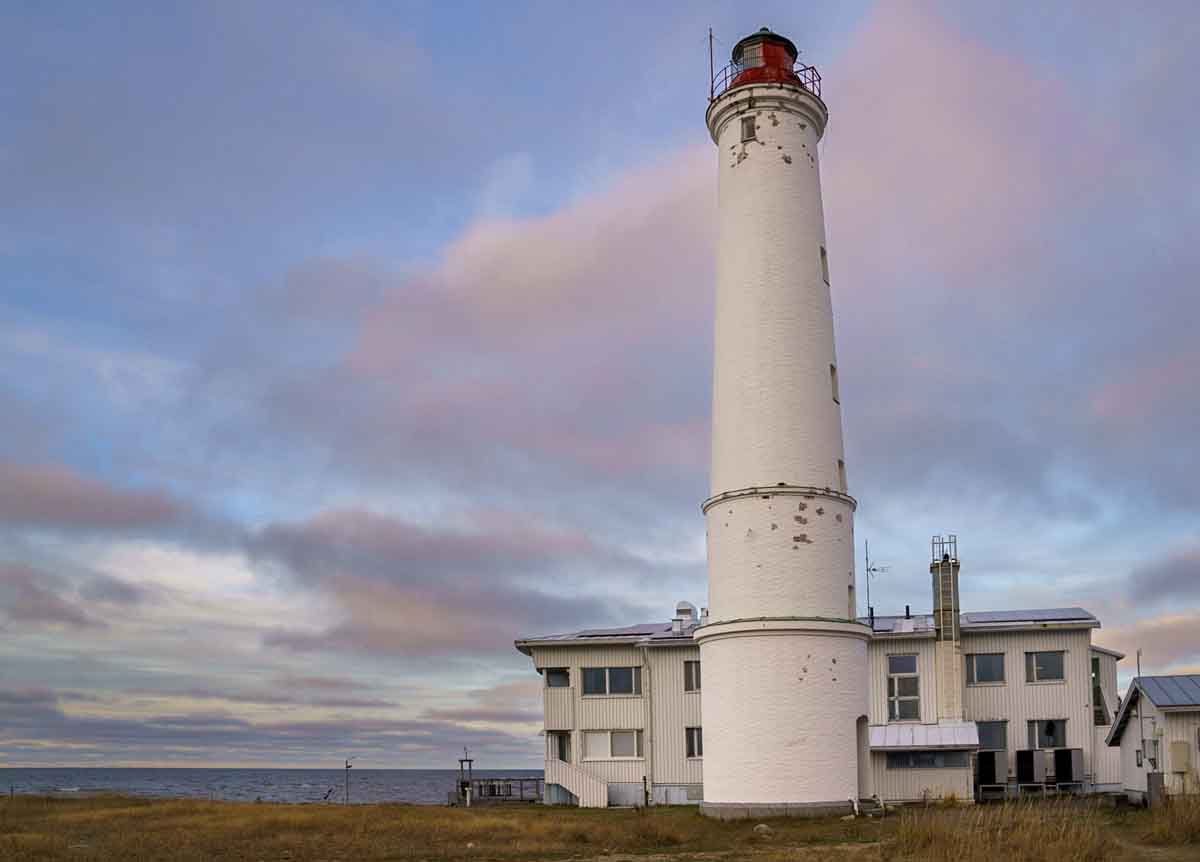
[
  {"left": 869, "top": 636, "right": 938, "bottom": 725},
  {"left": 960, "top": 629, "right": 1093, "bottom": 783},
  {"left": 647, "top": 646, "right": 703, "bottom": 787},
  {"left": 1163, "top": 710, "right": 1200, "bottom": 794},
  {"left": 869, "top": 753, "right": 972, "bottom": 803}
]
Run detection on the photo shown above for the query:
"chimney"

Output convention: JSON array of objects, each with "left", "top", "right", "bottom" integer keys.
[
  {"left": 672, "top": 617, "right": 683, "bottom": 634},
  {"left": 930, "top": 534, "right": 964, "bottom": 721}
]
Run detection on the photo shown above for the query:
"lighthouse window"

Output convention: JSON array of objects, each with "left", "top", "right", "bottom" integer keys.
[
  {"left": 740, "top": 116, "right": 756, "bottom": 142},
  {"left": 830, "top": 364, "right": 839, "bottom": 404},
  {"left": 837, "top": 459, "right": 847, "bottom": 493},
  {"left": 741, "top": 42, "right": 764, "bottom": 68},
  {"left": 820, "top": 246, "right": 830, "bottom": 283}
]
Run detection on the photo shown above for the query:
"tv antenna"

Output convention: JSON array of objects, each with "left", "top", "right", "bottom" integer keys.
[{"left": 864, "top": 540, "right": 889, "bottom": 615}]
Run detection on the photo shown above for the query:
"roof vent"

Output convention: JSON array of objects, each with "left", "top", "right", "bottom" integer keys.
[
  {"left": 672, "top": 617, "right": 683, "bottom": 634},
  {"left": 675, "top": 601, "right": 698, "bottom": 622}
]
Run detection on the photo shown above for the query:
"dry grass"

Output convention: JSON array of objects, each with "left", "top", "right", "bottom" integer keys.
[
  {"left": 0, "top": 794, "right": 887, "bottom": 861},
  {"left": 1136, "top": 793, "right": 1200, "bottom": 846},
  {"left": 883, "top": 799, "right": 1112, "bottom": 862}
]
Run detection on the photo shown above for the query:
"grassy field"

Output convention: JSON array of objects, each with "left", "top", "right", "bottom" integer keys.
[{"left": 1, "top": 794, "right": 1196, "bottom": 861}]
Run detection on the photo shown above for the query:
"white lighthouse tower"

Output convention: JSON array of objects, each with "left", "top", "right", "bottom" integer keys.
[{"left": 697, "top": 28, "right": 870, "bottom": 818}]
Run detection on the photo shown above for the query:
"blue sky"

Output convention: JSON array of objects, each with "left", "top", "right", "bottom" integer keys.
[{"left": 1, "top": 1, "right": 1197, "bottom": 767}]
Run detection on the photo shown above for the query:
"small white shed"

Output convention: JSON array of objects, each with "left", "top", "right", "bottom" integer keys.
[{"left": 1107, "top": 675, "right": 1200, "bottom": 802}]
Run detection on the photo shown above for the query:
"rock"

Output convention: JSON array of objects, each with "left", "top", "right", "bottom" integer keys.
[
  {"left": 466, "top": 842, "right": 475, "bottom": 849},
  {"left": 753, "top": 823, "right": 772, "bottom": 835},
  {"left": 840, "top": 814, "right": 856, "bottom": 821}
]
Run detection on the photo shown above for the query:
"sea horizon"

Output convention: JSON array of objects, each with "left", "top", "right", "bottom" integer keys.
[{"left": 0, "top": 767, "right": 545, "bottom": 805}]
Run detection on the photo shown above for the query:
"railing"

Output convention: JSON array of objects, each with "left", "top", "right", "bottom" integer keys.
[
  {"left": 710, "top": 62, "right": 822, "bottom": 101},
  {"left": 544, "top": 759, "right": 608, "bottom": 808}
]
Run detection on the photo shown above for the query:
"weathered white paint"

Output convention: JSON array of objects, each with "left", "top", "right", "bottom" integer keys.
[
  {"left": 700, "top": 626, "right": 867, "bottom": 804},
  {"left": 700, "top": 64, "right": 866, "bottom": 811},
  {"left": 1115, "top": 691, "right": 1200, "bottom": 798}
]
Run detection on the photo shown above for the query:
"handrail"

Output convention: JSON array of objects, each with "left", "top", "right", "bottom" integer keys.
[{"left": 710, "top": 61, "right": 822, "bottom": 101}]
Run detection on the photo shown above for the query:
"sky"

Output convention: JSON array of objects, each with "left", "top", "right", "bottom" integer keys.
[{"left": 1, "top": 0, "right": 1197, "bottom": 768}]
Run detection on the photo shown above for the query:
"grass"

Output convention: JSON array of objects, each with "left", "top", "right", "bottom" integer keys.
[
  {"left": 884, "top": 799, "right": 1111, "bottom": 862},
  {"left": 0, "top": 794, "right": 888, "bottom": 861},
  {"left": 3, "top": 793, "right": 1199, "bottom": 861}
]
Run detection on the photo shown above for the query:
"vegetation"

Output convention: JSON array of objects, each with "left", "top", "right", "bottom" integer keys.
[{"left": 3, "top": 793, "right": 1199, "bottom": 861}]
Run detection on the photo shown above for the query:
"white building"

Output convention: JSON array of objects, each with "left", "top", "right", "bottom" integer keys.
[
  {"left": 515, "top": 553, "right": 1126, "bottom": 808},
  {"left": 1106, "top": 675, "right": 1200, "bottom": 802}
]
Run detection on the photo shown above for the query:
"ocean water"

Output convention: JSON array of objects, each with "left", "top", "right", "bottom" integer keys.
[{"left": 0, "top": 768, "right": 544, "bottom": 804}]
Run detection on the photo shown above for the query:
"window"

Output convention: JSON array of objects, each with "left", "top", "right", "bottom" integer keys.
[
  {"left": 966, "top": 653, "right": 1005, "bottom": 685},
  {"left": 1026, "top": 651, "right": 1065, "bottom": 682},
  {"left": 584, "top": 730, "right": 643, "bottom": 760},
  {"left": 1091, "top": 657, "right": 1109, "bottom": 725},
  {"left": 684, "top": 660, "right": 701, "bottom": 692},
  {"left": 830, "top": 364, "right": 839, "bottom": 404},
  {"left": 887, "top": 654, "right": 920, "bottom": 721},
  {"left": 1136, "top": 749, "right": 1144, "bottom": 768},
  {"left": 741, "top": 42, "right": 764, "bottom": 68},
  {"left": 886, "top": 751, "right": 969, "bottom": 769},
  {"left": 837, "top": 459, "right": 847, "bottom": 493},
  {"left": 820, "top": 245, "right": 830, "bottom": 283},
  {"left": 545, "top": 668, "right": 569, "bottom": 688},
  {"left": 548, "top": 731, "right": 571, "bottom": 762},
  {"left": 686, "top": 726, "right": 703, "bottom": 758},
  {"left": 1027, "top": 719, "right": 1066, "bottom": 749},
  {"left": 977, "top": 720, "right": 1007, "bottom": 752},
  {"left": 740, "top": 116, "right": 756, "bottom": 142},
  {"left": 582, "top": 667, "right": 642, "bottom": 696}
]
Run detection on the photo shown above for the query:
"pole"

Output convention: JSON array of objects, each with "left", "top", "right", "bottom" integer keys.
[
  {"left": 864, "top": 540, "right": 870, "bottom": 614},
  {"left": 344, "top": 759, "right": 352, "bottom": 805},
  {"left": 708, "top": 27, "right": 715, "bottom": 100},
  {"left": 1137, "top": 650, "right": 1148, "bottom": 771}
]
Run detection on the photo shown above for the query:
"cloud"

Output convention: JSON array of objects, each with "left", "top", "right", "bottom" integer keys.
[
  {"left": 1128, "top": 544, "right": 1200, "bottom": 602},
  {"left": 1100, "top": 612, "right": 1200, "bottom": 674},
  {"left": 250, "top": 507, "right": 653, "bottom": 658},
  {"left": 0, "top": 460, "right": 185, "bottom": 531},
  {"left": 423, "top": 679, "right": 543, "bottom": 725},
  {"left": 0, "top": 563, "right": 101, "bottom": 630}
]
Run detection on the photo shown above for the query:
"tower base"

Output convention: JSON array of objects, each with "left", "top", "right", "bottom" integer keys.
[{"left": 700, "top": 800, "right": 855, "bottom": 820}]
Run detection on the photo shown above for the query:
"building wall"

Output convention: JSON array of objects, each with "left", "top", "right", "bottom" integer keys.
[
  {"left": 868, "top": 636, "right": 938, "bottom": 725},
  {"left": 869, "top": 754, "right": 973, "bottom": 803},
  {"left": 646, "top": 646, "right": 703, "bottom": 788},
  {"left": 960, "top": 628, "right": 1094, "bottom": 783},
  {"left": 1118, "top": 698, "right": 1151, "bottom": 797},
  {"left": 1163, "top": 711, "right": 1200, "bottom": 794}
]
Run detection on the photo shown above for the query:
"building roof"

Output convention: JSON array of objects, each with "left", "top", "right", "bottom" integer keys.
[
  {"left": 1090, "top": 644, "right": 1126, "bottom": 660},
  {"left": 1106, "top": 675, "right": 1200, "bottom": 746},
  {"left": 515, "top": 621, "right": 699, "bottom": 655},
  {"left": 515, "top": 606, "right": 1099, "bottom": 654},
  {"left": 863, "top": 607, "right": 1099, "bottom": 636},
  {"left": 869, "top": 722, "right": 979, "bottom": 750}
]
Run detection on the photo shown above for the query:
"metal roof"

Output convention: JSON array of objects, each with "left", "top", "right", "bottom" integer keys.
[
  {"left": 1139, "top": 675, "right": 1200, "bottom": 708},
  {"left": 1106, "top": 675, "right": 1200, "bottom": 746},
  {"left": 869, "top": 722, "right": 979, "bottom": 750},
  {"left": 514, "top": 621, "right": 698, "bottom": 654},
  {"left": 861, "top": 607, "right": 1098, "bottom": 634},
  {"left": 1089, "top": 644, "right": 1126, "bottom": 660}
]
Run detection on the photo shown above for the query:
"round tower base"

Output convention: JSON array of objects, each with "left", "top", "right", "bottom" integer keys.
[{"left": 700, "top": 800, "right": 855, "bottom": 820}]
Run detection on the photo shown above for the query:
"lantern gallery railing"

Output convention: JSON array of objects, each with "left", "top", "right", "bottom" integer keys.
[{"left": 710, "top": 62, "right": 822, "bottom": 101}]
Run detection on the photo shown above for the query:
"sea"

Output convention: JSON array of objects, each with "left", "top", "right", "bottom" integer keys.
[{"left": 0, "top": 768, "right": 544, "bottom": 805}]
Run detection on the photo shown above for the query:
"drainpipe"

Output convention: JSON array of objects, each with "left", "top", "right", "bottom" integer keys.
[{"left": 640, "top": 642, "right": 654, "bottom": 806}]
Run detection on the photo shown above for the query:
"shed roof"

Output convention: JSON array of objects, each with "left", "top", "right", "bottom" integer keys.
[
  {"left": 869, "top": 722, "right": 979, "bottom": 750},
  {"left": 1106, "top": 675, "right": 1200, "bottom": 746}
]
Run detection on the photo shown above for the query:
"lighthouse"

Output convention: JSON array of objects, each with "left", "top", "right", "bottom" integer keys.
[{"left": 696, "top": 28, "right": 870, "bottom": 818}]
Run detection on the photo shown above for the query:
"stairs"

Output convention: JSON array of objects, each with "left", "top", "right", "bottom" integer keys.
[{"left": 544, "top": 760, "right": 608, "bottom": 808}]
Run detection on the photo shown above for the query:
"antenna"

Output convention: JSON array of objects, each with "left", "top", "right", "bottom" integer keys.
[
  {"left": 708, "top": 27, "right": 715, "bottom": 101},
  {"left": 863, "top": 540, "right": 889, "bottom": 615}
]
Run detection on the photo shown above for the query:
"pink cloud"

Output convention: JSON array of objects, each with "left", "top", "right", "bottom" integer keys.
[{"left": 0, "top": 460, "right": 184, "bottom": 530}]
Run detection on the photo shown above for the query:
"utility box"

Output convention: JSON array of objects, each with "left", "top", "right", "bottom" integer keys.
[
  {"left": 1170, "top": 741, "right": 1192, "bottom": 773},
  {"left": 977, "top": 750, "right": 1004, "bottom": 786},
  {"left": 1017, "top": 749, "right": 1046, "bottom": 785},
  {"left": 1053, "top": 748, "right": 1084, "bottom": 784}
]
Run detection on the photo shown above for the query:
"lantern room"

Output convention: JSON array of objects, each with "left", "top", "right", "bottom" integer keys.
[{"left": 730, "top": 28, "right": 800, "bottom": 87}]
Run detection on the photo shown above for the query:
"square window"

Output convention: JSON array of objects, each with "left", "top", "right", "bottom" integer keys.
[
  {"left": 611, "top": 730, "right": 637, "bottom": 757},
  {"left": 545, "top": 668, "right": 569, "bottom": 688},
  {"left": 741, "top": 116, "right": 756, "bottom": 142},
  {"left": 1026, "top": 651, "right": 1065, "bottom": 682},
  {"left": 584, "top": 731, "right": 608, "bottom": 759},
  {"left": 966, "top": 653, "right": 1005, "bottom": 685},
  {"left": 1027, "top": 719, "right": 1066, "bottom": 749},
  {"left": 608, "top": 667, "right": 634, "bottom": 695},
  {"left": 582, "top": 668, "right": 607, "bottom": 695},
  {"left": 977, "top": 721, "right": 1007, "bottom": 751}
]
